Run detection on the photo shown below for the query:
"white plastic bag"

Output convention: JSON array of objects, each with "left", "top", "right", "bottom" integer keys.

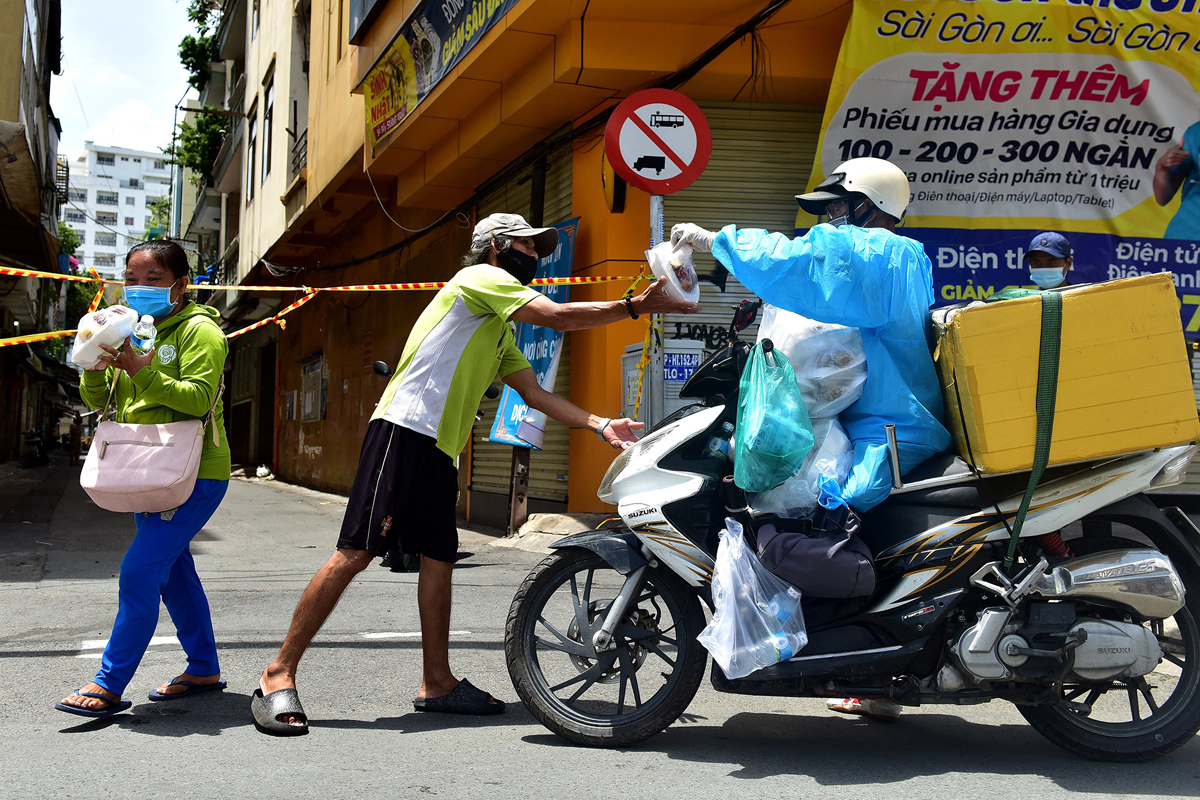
[
  {"left": 756, "top": 304, "right": 866, "bottom": 418},
  {"left": 71, "top": 305, "right": 138, "bottom": 370},
  {"left": 646, "top": 241, "right": 701, "bottom": 304},
  {"left": 697, "top": 518, "right": 807, "bottom": 679},
  {"left": 749, "top": 418, "right": 854, "bottom": 519}
]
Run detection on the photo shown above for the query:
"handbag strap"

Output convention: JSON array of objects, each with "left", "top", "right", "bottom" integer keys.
[
  {"left": 100, "top": 371, "right": 119, "bottom": 422},
  {"left": 203, "top": 375, "right": 225, "bottom": 447}
]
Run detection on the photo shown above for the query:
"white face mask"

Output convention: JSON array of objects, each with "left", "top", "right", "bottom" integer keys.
[{"left": 1029, "top": 267, "right": 1066, "bottom": 289}]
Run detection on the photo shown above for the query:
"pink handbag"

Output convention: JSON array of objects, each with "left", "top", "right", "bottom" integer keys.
[{"left": 80, "top": 376, "right": 223, "bottom": 513}]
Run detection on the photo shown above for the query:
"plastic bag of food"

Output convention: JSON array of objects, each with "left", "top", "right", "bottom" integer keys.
[
  {"left": 696, "top": 518, "right": 808, "bottom": 679},
  {"left": 749, "top": 418, "right": 854, "bottom": 519},
  {"left": 734, "top": 343, "right": 815, "bottom": 493},
  {"left": 646, "top": 241, "right": 700, "bottom": 304},
  {"left": 757, "top": 304, "right": 867, "bottom": 419},
  {"left": 71, "top": 305, "right": 138, "bottom": 369}
]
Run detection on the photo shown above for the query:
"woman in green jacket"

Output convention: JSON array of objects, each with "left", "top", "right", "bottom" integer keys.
[{"left": 57, "top": 240, "right": 232, "bottom": 718}]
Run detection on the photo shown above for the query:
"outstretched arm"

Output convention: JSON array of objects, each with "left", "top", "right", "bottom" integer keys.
[
  {"left": 502, "top": 367, "right": 643, "bottom": 449},
  {"left": 510, "top": 276, "right": 700, "bottom": 332}
]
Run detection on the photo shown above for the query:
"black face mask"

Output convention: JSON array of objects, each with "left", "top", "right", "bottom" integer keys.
[{"left": 497, "top": 247, "right": 538, "bottom": 285}]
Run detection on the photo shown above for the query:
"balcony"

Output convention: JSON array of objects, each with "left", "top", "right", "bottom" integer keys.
[
  {"left": 120, "top": 178, "right": 140, "bottom": 189},
  {"left": 96, "top": 193, "right": 118, "bottom": 206}
]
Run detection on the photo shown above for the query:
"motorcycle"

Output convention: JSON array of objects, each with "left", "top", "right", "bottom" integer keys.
[
  {"left": 22, "top": 429, "right": 48, "bottom": 468},
  {"left": 504, "top": 299, "right": 1200, "bottom": 761}
]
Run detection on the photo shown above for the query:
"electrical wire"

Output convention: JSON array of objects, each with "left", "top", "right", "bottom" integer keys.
[{"left": 258, "top": 0, "right": 796, "bottom": 278}]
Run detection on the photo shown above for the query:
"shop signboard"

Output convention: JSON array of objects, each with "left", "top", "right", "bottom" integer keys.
[
  {"left": 489, "top": 219, "right": 580, "bottom": 449},
  {"left": 805, "top": 0, "right": 1200, "bottom": 334},
  {"left": 360, "top": 0, "right": 520, "bottom": 148}
]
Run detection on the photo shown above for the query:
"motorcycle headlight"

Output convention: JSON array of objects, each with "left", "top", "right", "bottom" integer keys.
[{"left": 597, "top": 447, "right": 634, "bottom": 504}]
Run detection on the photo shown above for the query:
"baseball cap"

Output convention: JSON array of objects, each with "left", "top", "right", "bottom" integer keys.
[
  {"left": 472, "top": 213, "right": 559, "bottom": 258},
  {"left": 1023, "top": 231, "right": 1072, "bottom": 261}
]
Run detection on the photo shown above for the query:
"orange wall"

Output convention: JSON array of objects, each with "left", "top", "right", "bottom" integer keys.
[{"left": 567, "top": 137, "right": 659, "bottom": 513}]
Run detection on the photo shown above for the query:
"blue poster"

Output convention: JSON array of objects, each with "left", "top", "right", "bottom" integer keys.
[{"left": 489, "top": 218, "right": 579, "bottom": 449}]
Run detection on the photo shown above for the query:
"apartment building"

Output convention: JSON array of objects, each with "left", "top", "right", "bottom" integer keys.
[{"left": 62, "top": 142, "right": 172, "bottom": 280}]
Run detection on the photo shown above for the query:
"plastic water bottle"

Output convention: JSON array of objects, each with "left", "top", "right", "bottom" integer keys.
[
  {"left": 130, "top": 315, "right": 157, "bottom": 355},
  {"left": 703, "top": 422, "right": 735, "bottom": 461}
]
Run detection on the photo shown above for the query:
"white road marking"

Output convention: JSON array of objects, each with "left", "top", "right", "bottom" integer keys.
[
  {"left": 76, "top": 635, "right": 180, "bottom": 657},
  {"left": 360, "top": 631, "right": 471, "bottom": 640}
]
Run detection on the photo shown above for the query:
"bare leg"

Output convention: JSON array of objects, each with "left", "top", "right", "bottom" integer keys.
[
  {"left": 416, "top": 556, "right": 457, "bottom": 700},
  {"left": 415, "top": 555, "right": 501, "bottom": 706},
  {"left": 261, "top": 548, "right": 374, "bottom": 698}
]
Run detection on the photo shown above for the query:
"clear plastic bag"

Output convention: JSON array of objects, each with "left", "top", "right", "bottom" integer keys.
[
  {"left": 697, "top": 518, "right": 808, "bottom": 679},
  {"left": 733, "top": 343, "right": 815, "bottom": 493},
  {"left": 757, "top": 304, "right": 867, "bottom": 418},
  {"left": 71, "top": 305, "right": 138, "bottom": 370},
  {"left": 750, "top": 418, "right": 854, "bottom": 519},
  {"left": 645, "top": 241, "right": 700, "bottom": 304}
]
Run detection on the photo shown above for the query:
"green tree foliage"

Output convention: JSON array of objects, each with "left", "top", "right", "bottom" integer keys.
[
  {"left": 179, "top": 34, "right": 220, "bottom": 93},
  {"left": 57, "top": 221, "right": 81, "bottom": 256},
  {"left": 186, "top": 0, "right": 221, "bottom": 32},
  {"left": 165, "top": 109, "right": 227, "bottom": 184}
]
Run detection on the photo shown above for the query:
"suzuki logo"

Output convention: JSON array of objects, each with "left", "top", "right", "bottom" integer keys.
[{"left": 627, "top": 507, "right": 658, "bottom": 519}]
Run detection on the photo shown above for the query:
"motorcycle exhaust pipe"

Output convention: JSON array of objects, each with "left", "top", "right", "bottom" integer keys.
[{"left": 1031, "top": 548, "right": 1186, "bottom": 620}]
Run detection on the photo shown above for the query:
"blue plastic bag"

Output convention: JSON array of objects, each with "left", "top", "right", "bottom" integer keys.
[{"left": 734, "top": 344, "right": 815, "bottom": 493}]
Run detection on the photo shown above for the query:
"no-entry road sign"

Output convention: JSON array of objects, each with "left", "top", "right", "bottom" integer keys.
[{"left": 604, "top": 89, "right": 712, "bottom": 195}]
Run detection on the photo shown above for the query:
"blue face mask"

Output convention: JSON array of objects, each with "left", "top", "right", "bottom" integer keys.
[
  {"left": 1029, "top": 268, "right": 1066, "bottom": 290},
  {"left": 124, "top": 283, "right": 179, "bottom": 319}
]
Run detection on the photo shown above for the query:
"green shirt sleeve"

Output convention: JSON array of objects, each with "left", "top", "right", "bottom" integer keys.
[
  {"left": 498, "top": 337, "right": 533, "bottom": 379},
  {"left": 457, "top": 265, "right": 541, "bottom": 322},
  {"left": 129, "top": 317, "right": 227, "bottom": 417},
  {"left": 79, "top": 367, "right": 115, "bottom": 410}
]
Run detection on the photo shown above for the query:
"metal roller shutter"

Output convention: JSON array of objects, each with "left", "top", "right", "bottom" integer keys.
[
  {"left": 470, "top": 145, "right": 573, "bottom": 503},
  {"left": 663, "top": 102, "right": 823, "bottom": 348}
]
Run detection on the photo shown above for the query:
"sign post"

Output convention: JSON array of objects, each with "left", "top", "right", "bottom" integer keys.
[{"left": 604, "top": 89, "right": 712, "bottom": 427}]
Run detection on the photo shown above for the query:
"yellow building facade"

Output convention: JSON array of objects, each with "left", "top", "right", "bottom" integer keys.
[{"left": 256, "top": 0, "right": 851, "bottom": 524}]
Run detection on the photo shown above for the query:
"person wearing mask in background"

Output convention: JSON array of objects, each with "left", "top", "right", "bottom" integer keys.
[
  {"left": 1025, "top": 231, "right": 1073, "bottom": 290},
  {"left": 252, "top": 213, "right": 700, "bottom": 735},
  {"left": 56, "top": 239, "right": 230, "bottom": 719},
  {"left": 1154, "top": 121, "right": 1200, "bottom": 241}
]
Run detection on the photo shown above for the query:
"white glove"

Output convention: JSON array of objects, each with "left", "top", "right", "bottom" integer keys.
[{"left": 670, "top": 223, "right": 716, "bottom": 254}]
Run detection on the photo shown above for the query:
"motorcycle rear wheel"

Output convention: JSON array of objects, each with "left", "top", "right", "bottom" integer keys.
[
  {"left": 505, "top": 547, "right": 708, "bottom": 747},
  {"left": 1018, "top": 535, "right": 1200, "bottom": 761}
]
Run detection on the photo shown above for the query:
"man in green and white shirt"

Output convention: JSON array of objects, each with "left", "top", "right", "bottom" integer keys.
[{"left": 254, "top": 214, "right": 700, "bottom": 732}]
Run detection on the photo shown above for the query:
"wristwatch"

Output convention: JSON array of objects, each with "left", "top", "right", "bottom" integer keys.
[{"left": 594, "top": 418, "right": 611, "bottom": 441}]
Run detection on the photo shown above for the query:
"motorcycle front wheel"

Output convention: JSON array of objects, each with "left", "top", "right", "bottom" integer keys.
[{"left": 505, "top": 547, "right": 708, "bottom": 747}]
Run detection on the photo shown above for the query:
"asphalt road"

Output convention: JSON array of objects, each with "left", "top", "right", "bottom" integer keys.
[{"left": 1, "top": 456, "right": 1198, "bottom": 799}]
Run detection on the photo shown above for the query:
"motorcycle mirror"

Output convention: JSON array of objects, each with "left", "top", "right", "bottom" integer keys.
[
  {"left": 730, "top": 299, "right": 761, "bottom": 334},
  {"left": 373, "top": 361, "right": 392, "bottom": 377}
]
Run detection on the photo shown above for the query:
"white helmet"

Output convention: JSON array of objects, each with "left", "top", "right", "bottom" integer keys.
[{"left": 796, "top": 157, "right": 910, "bottom": 223}]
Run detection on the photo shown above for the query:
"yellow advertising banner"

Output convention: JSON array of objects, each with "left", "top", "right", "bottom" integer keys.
[
  {"left": 806, "top": 0, "right": 1200, "bottom": 326},
  {"left": 363, "top": 36, "right": 419, "bottom": 149}
]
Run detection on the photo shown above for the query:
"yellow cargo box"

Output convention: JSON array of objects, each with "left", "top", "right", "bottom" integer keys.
[{"left": 934, "top": 273, "right": 1200, "bottom": 474}]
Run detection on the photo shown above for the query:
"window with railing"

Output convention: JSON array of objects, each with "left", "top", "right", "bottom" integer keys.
[
  {"left": 96, "top": 154, "right": 115, "bottom": 166},
  {"left": 68, "top": 189, "right": 86, "bottom": 202},
  {"left": 290, "top": 128, "right": 307, "bottom": 182},
  {"left": 74, "top": 229, "right": 85, "bottom": 244},
  {"left": 121, "top": 178, "right": 140, "bottom": 189},
  {"left": 95, "top": 232, "right": 117, "bottom": 247},
  {"left": 125, "top": 197, "right": 135, "bottom": 205},
  {"left": 153, "top": 160, "right": 167, "bottom": 170},
  {"left": 97, "top": 191, "right": 118, "bottom": 205},
  {"left": 94, "top": 253, "right": 116, "bottom": 267},
  {"left": 96, "top": 211, "right": 118, "bottom": 225},
  {"left": 64, "top": 210, "right": 85, "bottom": 223}
]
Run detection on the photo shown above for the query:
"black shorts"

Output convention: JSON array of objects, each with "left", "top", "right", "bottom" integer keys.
[{"left": 336, "top": 419, "right": 459, "bottom": 563}]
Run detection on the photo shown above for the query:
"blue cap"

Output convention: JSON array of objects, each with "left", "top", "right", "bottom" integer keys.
[{"left": 1023, "top": 231, "right": 1071, "bottom": 261}]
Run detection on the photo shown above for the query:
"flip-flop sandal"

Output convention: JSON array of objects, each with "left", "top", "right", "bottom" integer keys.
[
  {"left": 148, "top": 677, "right": 228, "bottom": 701},
  {"left": 251, "top": 687, "right": 309, "bottom": 736},
  {"left": 413, "top": 679, "right": 506, "bottom": 716},
  {"left": 55, "top": 691, "right": 133, "bottom": 719}
]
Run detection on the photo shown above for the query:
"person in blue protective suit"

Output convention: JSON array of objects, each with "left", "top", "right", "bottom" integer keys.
[
  {"left": 671, "top": 156, "right": 952, "bottom": 516},
  {"left": 671, "top": 157, "right": 953, "bottom": 723}
]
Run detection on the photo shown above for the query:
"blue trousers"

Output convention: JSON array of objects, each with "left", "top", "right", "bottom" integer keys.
[{"left": 94, "top": 479, "right": 228, "bottom": 696}]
